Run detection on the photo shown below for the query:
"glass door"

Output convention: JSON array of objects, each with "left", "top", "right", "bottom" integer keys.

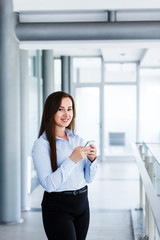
[
  {"left": 104, "top": 85, "right": 137, "bottom": 159},
  {"left": 104, "top": 63, "right": 137, "bottom": 160},
  {"left": 72, "top": 57, "right": 101, "bottom": 156},
  {"left": 72, "top": 59, "right": 138, "bottom": 161},
  {"left": 75, "top": 87, "right": 100, "bottom": 155}
]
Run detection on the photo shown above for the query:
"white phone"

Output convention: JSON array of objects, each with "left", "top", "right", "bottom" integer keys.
[{"left": 84, "top": 140, "right": 95, "bottom": 147}]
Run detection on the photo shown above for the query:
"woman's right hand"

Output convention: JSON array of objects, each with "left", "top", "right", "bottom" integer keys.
[{"left": 69, "top": 146, "right": 90, "bottom": 163}]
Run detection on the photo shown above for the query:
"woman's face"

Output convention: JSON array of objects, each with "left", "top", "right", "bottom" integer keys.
[{"left": 54, "top": 97, "right": 73, "bottom": 129}]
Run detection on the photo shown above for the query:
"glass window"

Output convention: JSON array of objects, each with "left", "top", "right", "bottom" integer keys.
[
  {"left": 75, "top": 87, "right": 100, "bottom": 155},
  {"left": 140, "top": 68, "right": 160, "bottom": 142},
  {"left": 28, "top": 50, "right": 43, "bottom": 193},
  {"left": 28, "top": 52, "right": 39, "bottom": 153},
  {"left": 54, "top": 59, "right": 62, "bottom": 91},
  {"left": 28, "top": 75, "right": 39, "bottom": 152},
  {"left": 104, "top": 85, "right": 137, "bottom": 157},
  {"left": 105, "top": 63, "right": 137, "bottom": 82},
  {"left": 73, "top": 58, "right": 101, "bottom": 83}
]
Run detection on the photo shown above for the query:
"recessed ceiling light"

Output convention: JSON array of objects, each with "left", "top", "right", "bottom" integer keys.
[{"left": 120, "top": 53, "right": 125, "bottom": 56}]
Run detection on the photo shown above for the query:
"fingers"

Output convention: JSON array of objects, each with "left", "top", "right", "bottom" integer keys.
[
  {"left": 89, "top": 145, "right": 96, "bottom": 153},
  {"left": 73, "top": 145, "right": 97, "bottom": 161},
  {"left": 87, "top": 145, "right": 97, "bottom": 161},
  {"left": 76, "top": 146, "right": 90, "bottom": 157},
  {"left": 84, "top": 145, "right": 96, "bottom": 153},
  {"left": 83, "top": 146, "right": 90, "bottom": 154},
  {"left": 70, "top": 146, "right": 87, "bottom": 163}
]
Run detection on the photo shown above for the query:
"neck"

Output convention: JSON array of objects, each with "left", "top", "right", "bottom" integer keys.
[{"left": 55, "top": 127, "right": 66, "bottom": 138}]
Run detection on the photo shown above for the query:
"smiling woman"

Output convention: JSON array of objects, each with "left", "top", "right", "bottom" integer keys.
[
  {"left": 32, "top": 91, "right": 98, "bottom": 240},
  {"left": 54, "top": 97, "right": 73, "bottom": 133}
]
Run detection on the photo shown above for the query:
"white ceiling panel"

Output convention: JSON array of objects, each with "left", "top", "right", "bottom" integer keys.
[
  {"left": 101, "top": 48, "right": 144, "bottom": 63},
  {"left": 20, "top": 40, "right": 160, "bottom": 67},
  {"left": 13, "top": 0, "right": 160, "bottom": 11},
  {"left": 141, "top": 49, "right": 160, "bottom": 67}
]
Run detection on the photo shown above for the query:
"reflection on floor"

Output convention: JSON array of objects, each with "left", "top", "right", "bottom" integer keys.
[{"left": 0, "top": 161, "right": 140, "bottom": 240}]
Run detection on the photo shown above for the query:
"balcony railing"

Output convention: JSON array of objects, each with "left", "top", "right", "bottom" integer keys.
[{"left": 133, "top": 142, "right": 160, "bottom": 240}]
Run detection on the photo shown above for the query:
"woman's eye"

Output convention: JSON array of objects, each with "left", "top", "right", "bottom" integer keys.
[
  {"left": 68, "top": 108, "right": 72, "bottom": 111},
  {"left": 59, "top": 108, "right": 63, "bottom": 111}
]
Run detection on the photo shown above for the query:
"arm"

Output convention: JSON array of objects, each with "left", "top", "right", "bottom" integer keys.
[
  {"left": 32, "top": 139, "right": 77, "bottom": 192},
  {"left": 84, "top": 144, "right": 98, "bottom": 182},
  {"left": 84, "top": 157, "right": 98, "bottom": 183}
]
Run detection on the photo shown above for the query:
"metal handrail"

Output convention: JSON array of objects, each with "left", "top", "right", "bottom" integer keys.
[
  {"left": 132, "top": 143, "right": 160, "bottom": 236},
  {"left": 143, "top": 142, "right": 160, "bottom": 166}
]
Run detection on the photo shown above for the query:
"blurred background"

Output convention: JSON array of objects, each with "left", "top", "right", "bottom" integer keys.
[{"left": 1, "top": 0, "right": 160, "bottom": 239}]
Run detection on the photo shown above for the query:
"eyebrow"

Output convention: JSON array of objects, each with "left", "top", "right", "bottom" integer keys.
[{"left": 59, "top": 106, "right": 72, "bottom": 108}]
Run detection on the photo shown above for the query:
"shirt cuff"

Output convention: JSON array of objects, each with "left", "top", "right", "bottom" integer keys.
[{"left": 87, "top": 157, "right": 98, "bottom": 166}]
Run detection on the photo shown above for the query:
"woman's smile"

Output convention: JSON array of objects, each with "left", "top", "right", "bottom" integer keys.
[{"left": 54, "top": 97, "right": 73, "bottom": 129}]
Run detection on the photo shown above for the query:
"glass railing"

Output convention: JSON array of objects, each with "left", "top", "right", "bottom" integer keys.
[
  {"left": 143, "top": 143, "right": 160, "bottom": 198},
  {"left": 133, "top": 142, "right": 160, "bottom": 240}
]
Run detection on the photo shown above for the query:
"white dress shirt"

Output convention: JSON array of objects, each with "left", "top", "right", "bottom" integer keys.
[{"left": 32, "top": 128, "right": 98, "bottom": 192}]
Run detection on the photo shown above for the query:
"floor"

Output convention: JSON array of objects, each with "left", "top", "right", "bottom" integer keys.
[{"left": 0, "top": 161, "right": 140, "bottom": 240}]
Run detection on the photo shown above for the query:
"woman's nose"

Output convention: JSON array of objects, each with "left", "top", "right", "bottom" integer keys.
[{"left": 63, "top": 109, "right": 68, "bottom": 116}]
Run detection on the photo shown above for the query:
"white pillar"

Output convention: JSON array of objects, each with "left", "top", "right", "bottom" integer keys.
[
  {"left": 0, "top": 0, "right": 21, "bottom": 223},
  {"left": 61, "top": 56, "right": 71, "bottom": 93},
  {"left": 42, "top": 50, "right": 54, "bottom": 104},
  {"left": 20, "top": 50, "right": 30, "bottom": 211}
]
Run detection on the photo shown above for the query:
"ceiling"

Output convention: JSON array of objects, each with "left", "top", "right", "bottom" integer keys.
[{"left": 13, "top": 0, "right": 160, "bottom": 68}]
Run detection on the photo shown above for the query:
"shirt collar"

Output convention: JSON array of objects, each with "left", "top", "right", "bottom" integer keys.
[
  {"left": 56, "top": 128, "right": 73, "bottom": 140},
  {"left": 65, "top": 128, "right": 73, "bottom": 137},
  {"left": 42, "top": 128, "right": 73, "bottom": 141}
]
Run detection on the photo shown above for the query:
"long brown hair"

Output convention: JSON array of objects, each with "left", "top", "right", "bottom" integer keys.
[{"left": 38, "top": 91, "right": 76, "bottom": 171}]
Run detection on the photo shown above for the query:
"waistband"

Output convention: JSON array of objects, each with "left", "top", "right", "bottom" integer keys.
[{"left": 49, "top": 185, "right": 87, "bottom": 196}]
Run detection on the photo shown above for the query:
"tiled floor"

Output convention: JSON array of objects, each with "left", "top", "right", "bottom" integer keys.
[{"left": 0, "top": 161, "right": 140, "bottom": 240}]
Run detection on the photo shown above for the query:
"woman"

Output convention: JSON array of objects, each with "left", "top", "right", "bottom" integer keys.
[{"left": 32, "top": 91, "right": 98, "bottom": 240}]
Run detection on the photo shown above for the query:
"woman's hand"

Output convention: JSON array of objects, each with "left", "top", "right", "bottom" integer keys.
[
  {"left": 87, "top": 145, "right": 97, "bottom": 162},
  {"left": 70, "top": 146, "right": 90, "bottom": 163}
]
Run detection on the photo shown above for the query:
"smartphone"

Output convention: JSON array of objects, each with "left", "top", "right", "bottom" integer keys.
[{"left": 84, "top": 140, "right": 95, "bottom": 147}]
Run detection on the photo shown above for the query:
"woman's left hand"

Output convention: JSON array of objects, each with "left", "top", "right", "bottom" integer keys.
[{"left": 87, "top": 145, "right": 97, "bottom": 162}]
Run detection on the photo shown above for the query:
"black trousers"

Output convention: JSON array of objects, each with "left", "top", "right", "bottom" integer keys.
[{"left": 41, "top": 188, "right": 90, "bottom": 240}]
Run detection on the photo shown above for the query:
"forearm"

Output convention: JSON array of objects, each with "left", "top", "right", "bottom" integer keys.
[
  {"left": 37, "top": 157, "right": 76, "bottom": 192},
  {"left": 84, "top": 158, "right": 98, "bottom": 183}
]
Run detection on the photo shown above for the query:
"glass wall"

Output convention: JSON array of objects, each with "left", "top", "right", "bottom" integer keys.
[
  {"left": 72, "top": 58, "right": 101, "bottom": 156},
  {"left": 140, "top": 68, "right": 160, "bottom": 142},
  {"left": 104, "top": 85, "right": 137, "bottom": 157},
  {"left": 73, "top": 58, "right": 101, "bottom": 83},
  {"left": 28, "top": 50, "right": 43, "bottom": 193},
  {"left": 54, "top": 58, "right": 62, "bottom": 91},
  {"left": 104, "top": 63, "right": 137, "bottom": 159},
  {"left": 28, "top": 51, "right": 41, "bottom": 153},
  {"left": 105, "top": 63, "right": 137, "bottom": 83},
  {"left": 75, "top": 87, "right": 100, "bottom": 155},
  {"left": 72, "top": 59, "right": 137, "bottom": 160}
]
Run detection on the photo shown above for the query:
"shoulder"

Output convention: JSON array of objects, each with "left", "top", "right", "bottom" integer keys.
[{"left": 32, "top": 132, "right": 49, "bottom": 153}]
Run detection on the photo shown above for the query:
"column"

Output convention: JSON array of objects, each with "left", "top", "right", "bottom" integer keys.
[
  {"left": 0, "top": 0, "right": 21, "bottom": 223},
  {"left": 61, "top": 56, "right": 71, "bottom": 93},
  {"left": 100, "top": 58, "right": 105, "bottom": 162},
  {"left": 42, "top": 50, "right": 54, "bottom": 105},
  {"left": 20, "top": 50, "right": 30, "bottom": 211}
]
